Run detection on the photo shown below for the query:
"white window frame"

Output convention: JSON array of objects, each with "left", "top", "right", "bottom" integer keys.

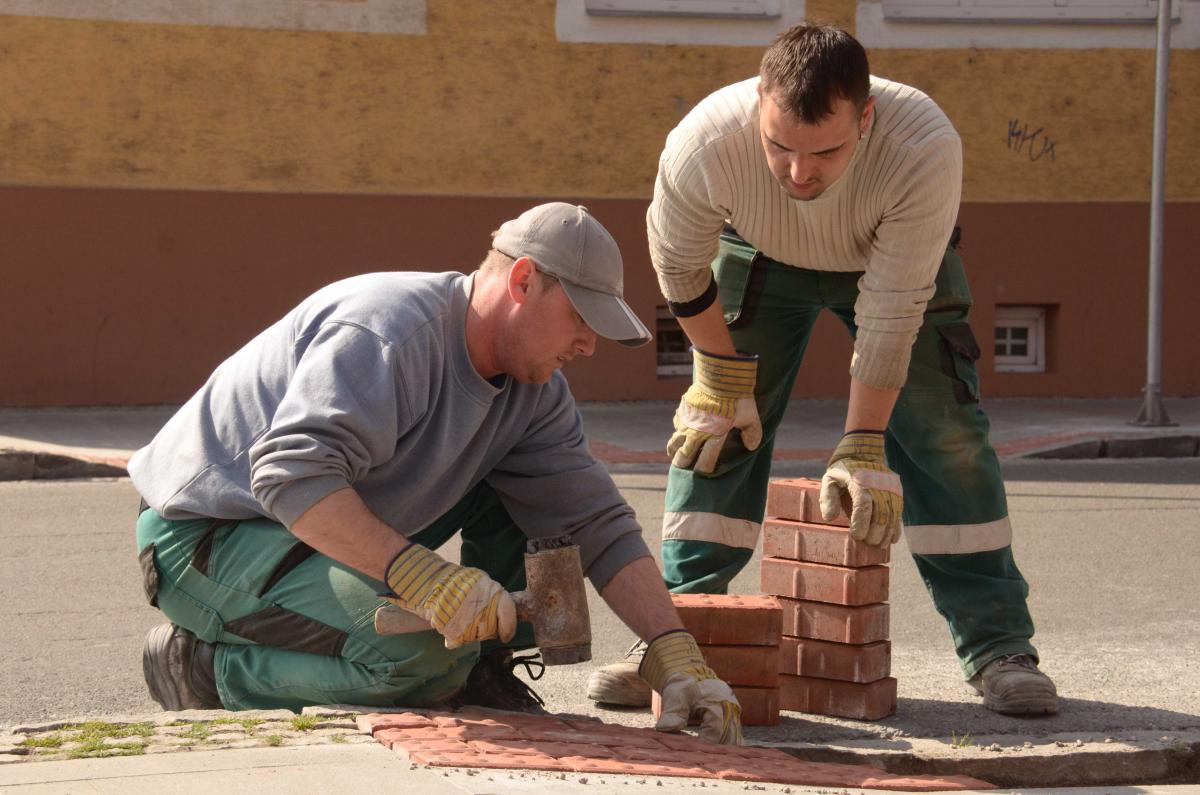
[
  {"left": 880, "top": 0, "right": 1178, "bottom": 24},
  {"left": 557, "top": 0, "right": 808, "bottom": 45},
  {"left": 994, "top": 306, "right": 1046, "bottom": 373},
  {"left": 655, "top": 307, "right": 694, "bottom": 378}
]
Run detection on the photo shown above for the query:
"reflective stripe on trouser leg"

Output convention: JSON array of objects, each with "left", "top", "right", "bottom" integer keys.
[{"left": 662, "top": 240, "right": 826, "bottom": 594}]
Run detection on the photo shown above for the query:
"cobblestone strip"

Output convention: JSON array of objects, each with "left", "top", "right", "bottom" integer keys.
[{"left": 0, "top": 707, "right": 375, "bottom": 764}]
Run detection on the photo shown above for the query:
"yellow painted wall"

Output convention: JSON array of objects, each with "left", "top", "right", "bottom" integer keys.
[{"left": 1, "top": 0, "right": 1196, "bottom": 201}]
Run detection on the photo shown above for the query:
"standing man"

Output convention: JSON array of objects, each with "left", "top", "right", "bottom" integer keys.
[
  {"left": 132, "top": 203, "right": 742, "bottom": 744},
  {"left": 587, "top": 26, "right": 1057, "bottom": 717}
]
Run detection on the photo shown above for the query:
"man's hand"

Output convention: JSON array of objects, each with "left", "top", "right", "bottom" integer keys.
[
  {"left": 819, "top": 431, "right": 903, "bottom": 547},
  {"left": 667, "top": 349, "right": 761, "bottom": 475},
  {"left": 385, "top": 543, "right": 516, "bottom": 649},
  {"left": 640, "top": 630, "right": 743, "bottom": 745}
]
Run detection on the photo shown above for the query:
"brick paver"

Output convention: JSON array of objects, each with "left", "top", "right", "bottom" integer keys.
[
  {"left": 779, "top": 597, "right": 891, "bottom": 644},
  {"left": 357, "top": 708, "right": 993, "bottom": 790},
  {"left": 764, "top": 517, "right": 890, "bottom": 567},
  {"left": 670, "top": 593, "right": 782, "bottom": 646},
  {"left": 761, "top": 556, "right": 890, "bottom": 605},
  {"left": 765, "top": 477, "right": 849, "bottom": 526}
]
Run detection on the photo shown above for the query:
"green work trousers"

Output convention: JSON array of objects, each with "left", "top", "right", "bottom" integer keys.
[
  {"left": 135, "top": 482, "right": 533, "bottom": 711},
  {"left": 662, "top": 231, "right": 1037, "bottom": 679}
]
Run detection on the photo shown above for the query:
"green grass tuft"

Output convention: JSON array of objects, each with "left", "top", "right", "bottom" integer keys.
[{"left": 290, "top": 715, "right": 318, "bottom": 732}]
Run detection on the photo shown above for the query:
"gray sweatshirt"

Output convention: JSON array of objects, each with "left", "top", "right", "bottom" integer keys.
[{"left": 128, "top": 271, "right": 649, "bottom": 591}]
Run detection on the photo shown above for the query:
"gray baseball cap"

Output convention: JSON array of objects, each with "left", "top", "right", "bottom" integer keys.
[{"left": 492, "top": 203, "right": 652, "bottom": 347}]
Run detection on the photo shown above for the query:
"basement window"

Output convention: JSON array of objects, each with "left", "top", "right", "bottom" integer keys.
[
  {"left": 656, "top": 307, "right": 693, "bottom": 378},
  {"left": 994, "top": 306, "right": 1046, "bottom": 373}
]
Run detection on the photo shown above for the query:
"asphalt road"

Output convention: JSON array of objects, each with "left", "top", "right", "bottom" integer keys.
[{"left": 2, "top": 459, "right": 1198, "bottom": 748}]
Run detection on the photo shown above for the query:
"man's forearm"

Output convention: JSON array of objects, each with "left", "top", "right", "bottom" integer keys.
[
  {"left": 599, "top": 556, "right": 684, "bottom": 642},
  {"left": 675, "top": 300, "right": 736, "bottom": 357},
  {"left": 289, "top": 486, "right": 410, "bottom": 581},
  {"left": 845, "top": 376, "right": 900, "bottom": 433}
]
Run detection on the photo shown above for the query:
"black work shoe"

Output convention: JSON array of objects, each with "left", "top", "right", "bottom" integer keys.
[
  {"left": 450, "top": 649, "right": 548, "bottom": 714},
  {"left": 142, "top": 623, "right": 222, "bottom": 711},
  {"left": 967, "top": 654, "right": 1058, "bottom": 716}
]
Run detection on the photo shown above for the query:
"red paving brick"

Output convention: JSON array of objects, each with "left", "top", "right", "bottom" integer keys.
[
  {"left": 699, "top": 643, "right": 781, "bottom": 687},
  {"left": 781, "top": 636, "right": 892, "bottom": 683},
  {"left": 766, "top": 477, "right": 850, "bottom": 526},
  {"left": 761, "top": 556, "right": 890, "bottom": 605},
  {"left": 358, "top": 708, "right": 992, "bottom": 790},
  {"left": 670, "top": 593, "right": 782, "bottom": 645},
  {"left": 764, "top": 517, "right": 890, "bottom": 567},
  {"left": 780, "top": 674, "right": 899, "bottom": 720},
  {"left": 780, "top": 596, "right": 891, "bottom": 644}
]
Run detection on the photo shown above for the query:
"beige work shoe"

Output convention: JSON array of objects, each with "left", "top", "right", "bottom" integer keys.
[
  {"left": 586, "top": 639, "right": 651, "bottom": 707},
  {"left": 967, "top": 654, "right": 1058, "bottom": 716}
]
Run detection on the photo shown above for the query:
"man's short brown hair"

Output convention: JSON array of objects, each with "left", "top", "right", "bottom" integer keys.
[{"left": 759, "top": 24, "right": 870, "bottom": 124}]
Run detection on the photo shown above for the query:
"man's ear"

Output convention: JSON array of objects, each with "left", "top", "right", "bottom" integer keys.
[
  {"left": 507, "top": 256, "right": 535, "bottom": 305},
  {"left": 859, "top": 95, "right": 876, "bottom": 138}
]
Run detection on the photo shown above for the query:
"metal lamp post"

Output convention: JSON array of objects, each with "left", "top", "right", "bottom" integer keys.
[{"left": 1131, "top": 0, "right": 1176, "bottom": 426}]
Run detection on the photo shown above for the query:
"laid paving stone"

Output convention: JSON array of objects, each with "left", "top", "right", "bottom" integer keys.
[
  {"left": 205, "top": 731, "right": 248, "bottom": 743},
  {"left": 301, "top": 706, "right": 364, "bottom": 718},
  {"left": 358, "top": 708, "right": 994, "bottom": 790}
]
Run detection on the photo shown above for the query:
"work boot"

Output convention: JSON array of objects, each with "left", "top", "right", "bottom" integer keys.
[
  {"left": 585, "top": 639, "right": 651, "bottom": 707},
  {"left": 967, "top": 654, "right": 1058, "bottom": 716},
  {"left": 142, "top": 623, "right": 222, "bottom": 711},
  {"left": 450, "top": 649, "right": 548, "bottom": 714}
]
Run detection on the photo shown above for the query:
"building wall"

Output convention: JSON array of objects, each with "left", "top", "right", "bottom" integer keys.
[{"left": 2, "top": 1, "right": 1197, "bottom": 405}]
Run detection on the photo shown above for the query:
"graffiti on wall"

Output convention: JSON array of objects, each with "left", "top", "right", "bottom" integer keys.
[
  {"left": 0, "top": 0, "right": 425, "bottom": 34},
  {"left": 1007, "top": 119, "right": 1058, "bottom": 162}
]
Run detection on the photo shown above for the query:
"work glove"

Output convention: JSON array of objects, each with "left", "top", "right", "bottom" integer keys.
[
  {"left": 667, "top": 348, "right": 761, "bottom": 475},
  {"left": 640, "top": 629, "right": 743, "bottom": 745},
  {"left": 819, "top": 430, "right": 903, "bottom": 547},
  {"left": 384, "top": 543, "right": 516, "bottom": 650}
]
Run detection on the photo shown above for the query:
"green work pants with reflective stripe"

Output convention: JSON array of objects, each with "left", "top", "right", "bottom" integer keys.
[
  {"left": 662, "top": 231, "right": 1037, "bottom": 679},
  {"left": 135, "top": 481, "right": 533, "bottom": 711}
]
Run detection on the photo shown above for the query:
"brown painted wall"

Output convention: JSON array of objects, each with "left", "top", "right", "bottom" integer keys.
[{"left": 3, "top": 186, "right": 1195, "bottom": 406}]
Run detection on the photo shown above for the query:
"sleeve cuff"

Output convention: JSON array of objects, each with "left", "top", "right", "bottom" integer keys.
[
  {"left": 582, "top": 530, "right": 654, "bottom": 594},
  {"left": 260, "top": 473, "right": 352, "bottom": 528},
  {"left": 667, "top": 273, "right": 719, "bottom": 319}
]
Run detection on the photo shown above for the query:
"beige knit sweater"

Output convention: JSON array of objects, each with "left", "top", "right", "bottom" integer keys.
[{"left": 647, "top": 76, "right": 962, "bottom": 390}]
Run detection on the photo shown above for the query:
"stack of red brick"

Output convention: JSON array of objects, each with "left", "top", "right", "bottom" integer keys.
[
  {"left": 651, "top": 593, "right": 784, "bottom": 726},
  {"left": 761, "top": 477, "right": 897, "bottom": 720}
]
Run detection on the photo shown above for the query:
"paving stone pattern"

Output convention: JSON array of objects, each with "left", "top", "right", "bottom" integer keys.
[{"left": 358, "top": 708, "right": 994, "bottom": 790}]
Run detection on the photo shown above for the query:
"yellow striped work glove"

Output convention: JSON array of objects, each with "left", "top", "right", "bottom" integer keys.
[
  {"left": 640, "top": 630, "right": 743, "bottom": 745},
  {"left": 667, "top": 349, "right": 761, "bottom": 475},
  {"left": 819, "top": 431, "right": 904, "bottom": 547},
  {"left": 384, "top": 543, "right": 516, "bottom": 650}
]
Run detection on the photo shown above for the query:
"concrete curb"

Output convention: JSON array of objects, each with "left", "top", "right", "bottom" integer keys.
[
  {"left": 1023, "top": 434, "right": 1200, "bottom": 460},
  {"left": 4, "top": 710, "right": 1197, "bottom": 789},
  {"left": 2, "top": 431, "right": 1199, "bottom": 482},
  {"left": 774, "top": 730, "right": 1200, "bottom": 788},
  {"left": 0, "top": 448, "right": 128, "bottom": 480}
]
